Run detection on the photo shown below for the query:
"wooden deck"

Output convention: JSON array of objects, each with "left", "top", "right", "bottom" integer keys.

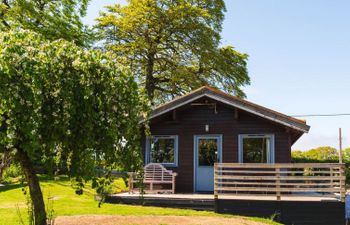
[
  {"left": 106, "top": 192, "right": 345, "bottom": 225},
  {"left": 106, "top": 191, "right": 341, "bottom": 213},
  {"left": 106, "top": 193, "right": 214, "bottom": 211},
  {"left": 107, "top": 163, "right": 346, "bottom": 224},
  {"left": 213, "top": 163, "right": 346, "bottom": 225},
  {"left": 112, "top": 192, "right": 341, "bottom": 202}
]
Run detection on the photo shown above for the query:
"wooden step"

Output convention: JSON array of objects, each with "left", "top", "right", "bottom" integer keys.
[{"left": 105, "top": 195, "right": 214, "bottom": 211}]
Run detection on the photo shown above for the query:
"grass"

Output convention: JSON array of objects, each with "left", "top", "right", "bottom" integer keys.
[{"left": 0, "top": 176, "right": 281, "bottom": 225}]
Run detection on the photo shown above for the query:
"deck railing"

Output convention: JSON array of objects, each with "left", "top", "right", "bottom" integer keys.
[{"left": 214, "top": 163, "right": 346, "bottom": 202}]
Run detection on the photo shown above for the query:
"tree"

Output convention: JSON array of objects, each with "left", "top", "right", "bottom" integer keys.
[
  {"left": 342, "top": 147, "right": 350, "bottom": 162},
  {"left": 304, "top": 146, "right": 339, "bottom": 162},
  {"left": 292, "top": 146, "right": 340, "bottom": 163},
  {"left": 0, "top": 30, "right": 144, "bottom": 225},
  {"left": 0, "top": 0, "right": 94, "bottom": 185},
  {"left": 0, "top": 0, "right": 92, "bottom": 46},
  {"left": 96, "top": 0, "right": 250, "bottom": 103}
]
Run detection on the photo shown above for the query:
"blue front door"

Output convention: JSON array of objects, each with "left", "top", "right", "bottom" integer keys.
[{"left": 194, "top": 135, "right": 222, "bottom": 192}]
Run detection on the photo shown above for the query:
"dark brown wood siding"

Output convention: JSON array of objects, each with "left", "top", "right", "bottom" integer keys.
[{"left": 142, "top": 97, "right": 293, "bottom": 193}]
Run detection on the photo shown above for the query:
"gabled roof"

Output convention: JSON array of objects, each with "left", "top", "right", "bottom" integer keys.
[{"left": 150, "top": 86, "right": 310, "bottom": 133}]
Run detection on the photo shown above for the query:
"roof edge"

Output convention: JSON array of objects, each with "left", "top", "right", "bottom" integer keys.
[{"left": 148, "top": 86, "right": 310, "bottom": 133}]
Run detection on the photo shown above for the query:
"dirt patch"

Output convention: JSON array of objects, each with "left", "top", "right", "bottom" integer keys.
[{"left": 54, "top": 215, "right": 269, "bottom": 225}]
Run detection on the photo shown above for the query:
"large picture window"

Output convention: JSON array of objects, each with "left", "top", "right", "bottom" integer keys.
[
  {"left": 238, "top": 134, "right": 275, "bottom": 163},
  {"left": 146, "top": 135, "right": 178, "bottom": 166}
]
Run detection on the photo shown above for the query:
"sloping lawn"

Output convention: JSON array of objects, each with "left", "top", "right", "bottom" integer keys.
[{"left": 0, "top": 176, "right": 281, "bottom": 225}]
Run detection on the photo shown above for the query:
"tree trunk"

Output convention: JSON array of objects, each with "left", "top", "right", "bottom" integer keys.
[
  {"left": 145, "top": 53, "right": 156, "bottom": 103},
  {"left": 16, "top": 147, "right": 47, "bottom": 225}
]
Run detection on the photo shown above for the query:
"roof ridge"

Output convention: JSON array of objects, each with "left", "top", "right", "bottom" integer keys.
[{"left": 152, "top": 86, "right": 208, "bottom": 109}]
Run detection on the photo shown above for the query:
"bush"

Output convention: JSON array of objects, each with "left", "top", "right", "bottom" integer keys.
[
  {"left": 2, "top": 163, "right": 22, "bottom": 183},
  {"left": 111, "top": 178, "right": 128, "bottom": 194},
  {"left": 292, "top": 146, "right": 350, "bottom": 183}
]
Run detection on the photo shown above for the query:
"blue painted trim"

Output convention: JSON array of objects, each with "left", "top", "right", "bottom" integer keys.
[
  {"left": 145, "top": 135, "right": 179, "bottom": 167},
  {"left": 193, "top": 134, "right": 223, "bottom": 192},
  {"left": 238, "top": 134, "right": 275, "bottom": 163}
]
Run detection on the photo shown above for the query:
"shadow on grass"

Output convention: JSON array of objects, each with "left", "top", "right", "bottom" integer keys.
[
  {"left": 0, "top": 175, "right": 71, "bottom": 193},
  {"left": 0, "top": 183, "right": 24, "bottom": 192},
  {"left": 38, "top": 174, "right": 70, "bottom": 182}
]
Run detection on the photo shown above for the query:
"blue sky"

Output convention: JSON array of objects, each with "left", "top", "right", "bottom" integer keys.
[{"left": 83, "top": 0, "right": 350, "bottom": 150}]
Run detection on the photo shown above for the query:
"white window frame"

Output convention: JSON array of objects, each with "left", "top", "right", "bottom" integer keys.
[
  {"left": 145, "top": 135, "right": 178, "bottom": 167},
  {"left": 238, "top": 134, "right": 275, "bottom": 163}
]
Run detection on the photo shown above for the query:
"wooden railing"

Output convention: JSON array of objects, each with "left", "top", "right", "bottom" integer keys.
[{"left": 214, "top": 163, "right": 346, "bottom": 202}]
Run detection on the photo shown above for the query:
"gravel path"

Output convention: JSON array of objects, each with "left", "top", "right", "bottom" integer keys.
[{"left": 54, "top": 215, "right": 269, "bottom": 225}]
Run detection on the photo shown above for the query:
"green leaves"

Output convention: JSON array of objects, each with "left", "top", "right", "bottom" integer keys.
[
  {"left": 96, "top": 0, "right": 250, "bottom": 103},
  {"left": 0, "top": 0, "right": 93, "bottom": 46},
  {"left": 292, "top": 146, "right": 339, "bottom": 163},
  {"left": 0, "top": 29, "right": 144, "bottom": 179}
]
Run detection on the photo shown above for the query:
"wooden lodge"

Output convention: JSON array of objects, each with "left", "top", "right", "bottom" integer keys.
[
  {"left": 140, "top": 86, "right": 310, "bottom": 193},
  {"left": 109, "top": 86, "right": 346, "bottom": 225}
]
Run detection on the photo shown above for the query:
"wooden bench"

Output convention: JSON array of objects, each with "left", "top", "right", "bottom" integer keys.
[{"left": 128, "top": 163, "right": 177, "bottom": 194}]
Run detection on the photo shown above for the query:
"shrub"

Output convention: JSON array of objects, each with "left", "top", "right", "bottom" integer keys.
[
  {"left": 2, "top": 163, "right": 23, "bottom": 183},
  {"left": 292, "top": 146, "right": 350, "bottom": 183},
  {"left": 111, "top": 178, "right": 128, "bottom": 194}
]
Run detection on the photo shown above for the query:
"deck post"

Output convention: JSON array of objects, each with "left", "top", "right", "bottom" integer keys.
[
  {"left": 214, "top": 163, "right": 219, "bottom": 212},
  {"left": 330, "top": 167, "right": 333, "bottom": 188},
  {"left": 340, "top": 164, "right": 346, "bottom": 202},
  {"left": 214, "top": 192, "right": 218, "bottom": 213},
  {"left": 276, "top": 168, "right": 281, "bottom": 201},
  {"left": 172, "top": 173, "right": 176, "bottom": 194}
]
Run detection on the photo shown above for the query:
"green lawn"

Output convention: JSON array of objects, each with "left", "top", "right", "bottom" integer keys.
[{"left": 0, "top": 176, "right": 281, "bottom": 225}]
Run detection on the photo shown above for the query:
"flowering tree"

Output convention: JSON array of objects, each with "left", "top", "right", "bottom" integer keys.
[{"left": 0, "top": 30, "right": 144, "bottom": 225}]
